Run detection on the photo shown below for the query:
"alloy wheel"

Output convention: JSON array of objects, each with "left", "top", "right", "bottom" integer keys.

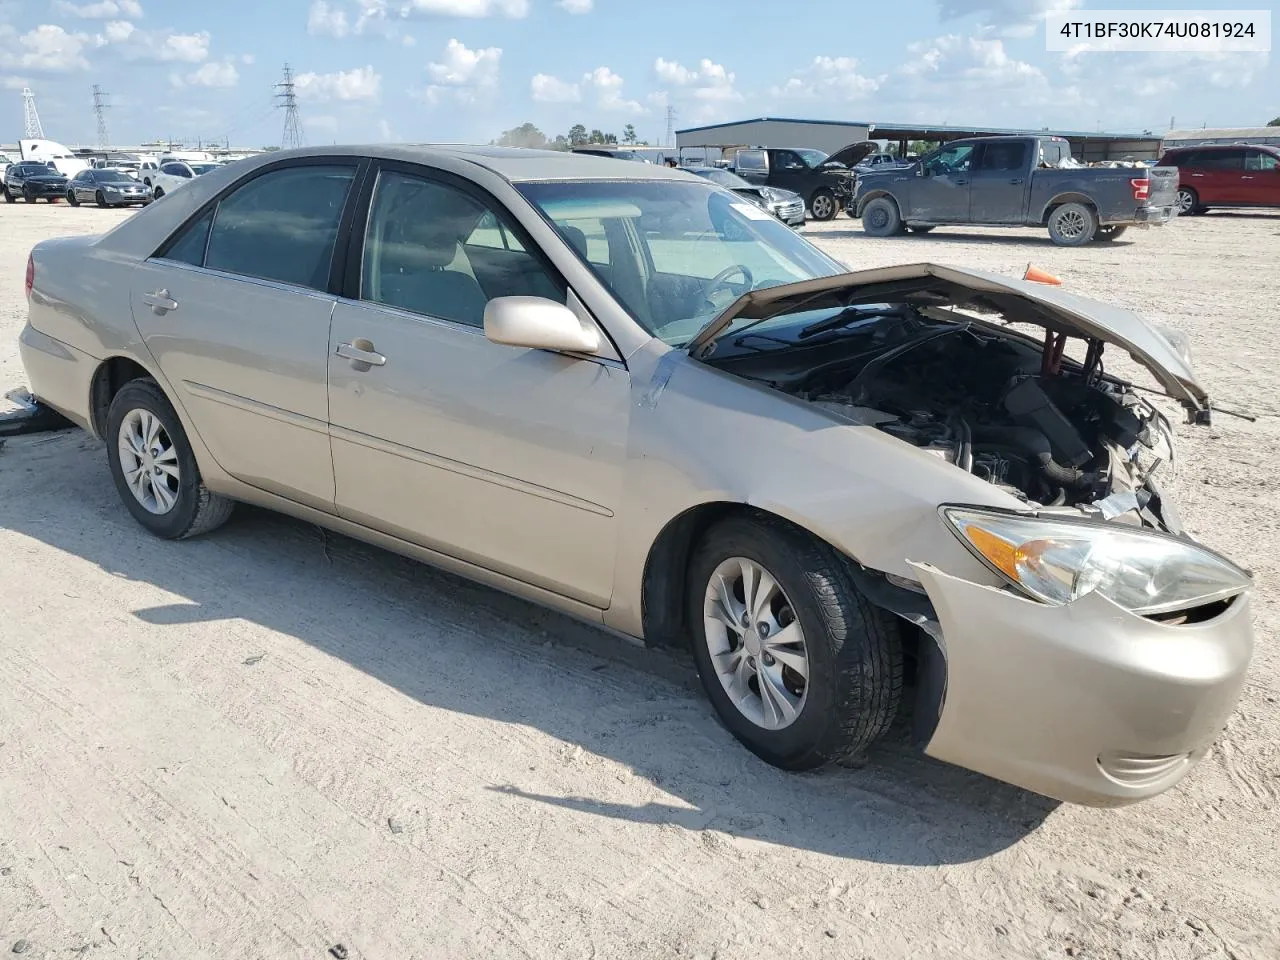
[
  {"left": 810, "top": 194, "right": 834, "bottom": 219},
  {"left": 702, "top": 557, "right": 810, "bottom": 730},
  {"left": 1176, "top": 189, "right": 1195, "bottom": 214},
  {"left": 1056, "top": 209, "right": 1087, "bottom": 241},
  {"left": 117, "top": 408, "right": 181, "bottom": 515}
]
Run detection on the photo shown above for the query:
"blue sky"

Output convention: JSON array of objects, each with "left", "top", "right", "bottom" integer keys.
[{"left": 0, "top": 0, "right": 1274, "bottom": 149}]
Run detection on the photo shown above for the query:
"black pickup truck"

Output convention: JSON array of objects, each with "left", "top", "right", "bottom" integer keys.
[
  {"left": 853, "top": 136, "right": 1179, "bottom": 245},
  {"left": 731, "top": 142, "right": 874, "bottom": 221}
]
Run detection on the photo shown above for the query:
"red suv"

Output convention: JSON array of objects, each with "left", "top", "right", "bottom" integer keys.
[{"left": 1157, "top": 144, "right": 1280, "bottom": 215}]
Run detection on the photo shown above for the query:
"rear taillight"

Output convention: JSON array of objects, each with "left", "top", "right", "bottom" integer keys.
[
  {"left": 1131, "top": 178, "right": 1149, "bottom": 201},
  {"left": 24, "top": 253, "right": 34, "bottom": 300}
]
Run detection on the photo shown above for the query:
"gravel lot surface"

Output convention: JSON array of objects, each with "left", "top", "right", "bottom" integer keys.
[{"left": 2, "top": 201, "right": 1278, "bottom": 960}]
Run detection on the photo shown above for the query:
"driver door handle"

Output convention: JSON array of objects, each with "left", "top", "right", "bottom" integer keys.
[
  {"left": 142, "top": 289, "right": 178, "bottom": 313},
  {"left": 336, "top": 339, "right": 386, "bottom": 368},
  {"left": 1009, "top": 178, "right": 1024, "bottom": 184}
]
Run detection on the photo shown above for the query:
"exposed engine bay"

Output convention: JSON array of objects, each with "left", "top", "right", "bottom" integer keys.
[{"left": 702, "top": 300, "right": 1180, "bottom": 530}]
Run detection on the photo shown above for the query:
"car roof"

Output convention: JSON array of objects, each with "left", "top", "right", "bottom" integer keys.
[{"left": 268, "top": 144, "right": 692, "bottom": 182}]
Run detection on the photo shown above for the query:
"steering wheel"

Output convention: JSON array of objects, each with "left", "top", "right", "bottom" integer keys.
[{"left": 702, "top": 264, "right": 754, "bottom": 310}]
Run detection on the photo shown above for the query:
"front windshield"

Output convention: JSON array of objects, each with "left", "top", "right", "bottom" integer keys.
[
  {"left": 518, "top": 179, "right": 844, "bottom": 347},
  {"left": 100, "top": 172, "right": 136, "bottom": 183},
  {"left": 697, "top": 168, "right": 752, "bottom": 190},
  {"left": 794, "top": 148, "right": 828, "bottom": 168}
]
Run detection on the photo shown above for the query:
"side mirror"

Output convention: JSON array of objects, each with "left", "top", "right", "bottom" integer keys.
[{"left": 484, "top": 296, "right": 601, "bottom": 354}]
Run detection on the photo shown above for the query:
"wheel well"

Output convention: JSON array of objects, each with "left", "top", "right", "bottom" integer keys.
[
  {"left": 89, "top": 357, "right": 153, "bottom": 437},
  {"left": 1041, "top": 193, "right": 1096, "bottom": 225},
  {"left": 855, "top": 191, "right": 897, "bottom": 218}
]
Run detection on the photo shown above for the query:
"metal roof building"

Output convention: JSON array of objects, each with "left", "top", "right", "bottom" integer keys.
[
  {"left": 1164, "top": 127, "right": 1280, "bottom": 147},
  {"left": 676, "top": 117, "right": 1164, "bottom": 161}
]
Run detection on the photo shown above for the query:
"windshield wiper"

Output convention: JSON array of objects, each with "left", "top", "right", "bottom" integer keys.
[{"left": 798, "top": 304, "right": 909, "bottom": 339}]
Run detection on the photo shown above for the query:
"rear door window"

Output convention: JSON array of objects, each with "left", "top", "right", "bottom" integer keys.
[
  {"left": 204, "top": 164, "right": 356, "bottom": 290},
  {"left": 975, "top": 141, "right": 1029, "bottom": 172},
  {"left": 1199, "top": 150, "right": 1244, "bottom": 170},
  {"left": 1246, "top": 150, "right": 1279, "bottom": 171}
]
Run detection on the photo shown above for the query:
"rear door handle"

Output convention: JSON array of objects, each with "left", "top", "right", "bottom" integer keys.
[
  {"left": 141, "top": 289, "right": 178, "bottom": 313},
  {"left": 1009, "top": 178, "right": 1024, "bottom": 184},
  {"left": 1190, "top": 173, "right": 1205, "bottom": 177},
  {"left": 336, "top": 339, "right": 386, "bottom": 369},
  {"left": 1241, "top": 175, "right": 1255, "bottom": 180}
]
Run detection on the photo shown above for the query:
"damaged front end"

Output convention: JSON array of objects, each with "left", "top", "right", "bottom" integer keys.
[{"left": 690, "top": 263, "right": 1207, "bottom": 534}]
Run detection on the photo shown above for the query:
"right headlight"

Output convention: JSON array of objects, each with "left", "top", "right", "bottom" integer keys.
[{"left": 941, "top": 507, "right": 1251, "bottom": 616}]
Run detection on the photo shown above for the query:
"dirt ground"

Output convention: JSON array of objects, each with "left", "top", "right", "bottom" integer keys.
[{"left": 1, "top": 200, "right": 1278, "bottom": 960}]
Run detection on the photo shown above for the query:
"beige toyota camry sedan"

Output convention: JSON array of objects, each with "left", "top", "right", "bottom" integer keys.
[{"left": 19, "top": 146, "right": 1253, "bottom": 806}]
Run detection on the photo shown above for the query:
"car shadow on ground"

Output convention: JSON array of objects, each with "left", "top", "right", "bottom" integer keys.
[
  {"left": 811, "top": 225, "right": 1139, "bottom": 248},
  {"left": 2, "top": 432, "right": 1058, "bottom": 868}
]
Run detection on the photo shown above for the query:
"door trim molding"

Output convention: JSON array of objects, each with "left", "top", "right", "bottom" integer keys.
[
  {"left": 330, "top": 424, "right": 615, "bottom": 518},
  {"left": 182, "top": 380, "right": 329, "bottom": 435}
]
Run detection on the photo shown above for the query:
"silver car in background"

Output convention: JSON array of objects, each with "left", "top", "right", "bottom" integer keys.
[
  {"left": 66, "top": 167, "right": 153, "bottom": 208},
  {"left": 18, "top": 146, "right": 1253, "bottom": 806}
]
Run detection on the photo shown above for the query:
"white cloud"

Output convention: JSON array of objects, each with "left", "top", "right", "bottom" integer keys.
[
  {"left": 53, "top": 0, "right": 144, "bottom": 19},
  {"left": 902, "top": 33, "right": 1042, "bottom": 86},
  {"left": 935, "top": 0, "right": 1082, "bottom": 38},
  {"left": 296, "top": 64, "right": 381, "bottom": 101},
  {"left": 241, "top": 53, "right": 254, "bottom": 64},
  {"left": 424, "top": 38, "right": 500, "bottom": 102},
  {"left": 102, "top": 20, "right": 134, "bottom": 42},
  {"left": 0, "top": 24, "right": 95, "bottom": 72},
  {"left": 653, "top": 56, "right": 739, "bottom": 103},
  {"left": 583, "top": 65, "right": 642, "bottom": 113},
  {"left": 186, "top": 58, "right": 239, "bottom": 87},
  {"left": 307, "top": 1, "right": 350, "bottom": 37},
  {"left": 772, "top": 55, "right": 882, "bottom": 101},
  {"left": 530, "top": 72, "right": 580, "bottom": 102},
  {"left": 402, "top": 0, "right": 528, "bottom": 16},
  {"left": 556, "top": 0, "right": 592, "bottom": 12},
  {"left": 100, "top": 25, "right": 211, "bottom": 63}
]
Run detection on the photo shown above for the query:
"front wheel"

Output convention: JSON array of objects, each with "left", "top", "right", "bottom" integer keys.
[
  {"left": 96, "top": 190, "right": 109, "bottom": 208},
  {"left": 153, "top": 187, "right": 165, "bottom": 199},
  {"left": 861, "top": 196, "right": 903, "bottom": 237},
  {"left": 1095, "top": 225, "right": 1127, "bottom": 241},
  {"left": 2, "top": 188, "right": 13, "bottom": 203},
  {"left": 1047, "top": 201, "right": 1098, "bottom": 246},
  {"left": 808, "top": 189, "right": 837, "bottom": 221},
  {"left": 67, "top": 191, "right": 80, "bottom": 206},
  {"left": 105, "top": 379, "right": 235, "bottom": 540},
  {"left": 687, "top": 515, "right": 903, "bottom": 770},
  {"left": 23, "top": 187, "right": 35, "bottom": 203}
]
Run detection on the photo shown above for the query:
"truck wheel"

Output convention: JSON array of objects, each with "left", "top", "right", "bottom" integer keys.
[
  {"left": 1047, "top": 202, "right": 1097, "bottom": 246},
  {"left": 861, "top": 197, "right": 902, "bottom": 237},
  {"left": 1095, "top": 225, "right": 1127, "bottom": 241},
  {"left": 808, "top": 189, "right": 837, "bottom": 221},
  {"left": 1176, "top": 187, "right": 1202, "bottom": 215},
  {"left": 906, "top": 225, "right": 935, "bottom": 234},
  {"left": 687, "top": 515, "right": 903, "bottom": 770}
]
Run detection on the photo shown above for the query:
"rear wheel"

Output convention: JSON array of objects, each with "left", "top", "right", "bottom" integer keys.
[
  {"left": 1176, "top": 186, "right": 1202, "bottom": 215},
  {"left": 861, "top": 196, "right": 903, "bottom": 237},
  {"left": 1047, "top": 202, "right": 1098, "bottom": 246},
  {"left": 105, "top": 379, "right": 234, "bottom": 540},
  {"left": 687, "top": 515, "right": 903, "bottom": 770},
  {"left": 1095, "top": 225, "right": 1127, "bottom": 241},
  {"left": 808, "top": 189, "right": 837, "bottom": 221}
]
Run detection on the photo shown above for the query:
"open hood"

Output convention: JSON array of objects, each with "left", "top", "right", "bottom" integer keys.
[
  {"left": 822, "top": 142, "right": 877, "bottom": 169},
  {"left": 686, "top": 262, "right": 1209, "bottom": 415}
]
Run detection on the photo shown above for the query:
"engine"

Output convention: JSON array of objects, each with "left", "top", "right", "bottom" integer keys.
[{"left": 794, "top": 320, "right": 1175, "bottom": 514}]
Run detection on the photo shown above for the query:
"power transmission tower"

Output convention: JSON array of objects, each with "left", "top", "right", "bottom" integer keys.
[
  {"left": 22, "top": 87, "right": 45, "bottom": 139},
  {"left": 665, "top": 105, "right": 677, "bottom": 148},
  {"left": 276, "top": 64, "right": 304, "bottom": 149},
  {"left": 92, "top": 84, "right": 111, "bottom": 148}
]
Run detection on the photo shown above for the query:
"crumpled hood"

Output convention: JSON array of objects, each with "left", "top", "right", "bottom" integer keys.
[{"left": 687, "top": 262, "right": 1209, "bottom": 414}]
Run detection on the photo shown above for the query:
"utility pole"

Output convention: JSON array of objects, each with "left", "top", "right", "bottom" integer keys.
[
  {"left": 276, "top": 64, "right": 304, "bottom": 150},
  {"left": 92, "top": 84, "right": 111, "bottom": 148},
  {"left": 22, "top": 87, "right": 45, "bottom": 139}
]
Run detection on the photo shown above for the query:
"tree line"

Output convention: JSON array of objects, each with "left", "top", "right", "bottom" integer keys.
[{"left": 493, "top": 122, "right": 647, "bottom": 151}]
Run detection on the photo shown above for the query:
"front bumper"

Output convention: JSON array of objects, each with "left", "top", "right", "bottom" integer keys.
[
  {"left": 105, "top": 190, "right": 151, "bottom": 204},
  {"left": 910, "top": 561, "right": 1252, "bottom": 806},
  {"left": 770, "top": 199, "right": 807, "bottom": 228},
  {"left": 19, "top": 181, "right": 66, "bottom": 197}
]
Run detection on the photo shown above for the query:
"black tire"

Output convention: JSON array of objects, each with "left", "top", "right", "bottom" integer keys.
[
  {"left": 808, "top": 189, "right": 837, "bottom": 221},
  {"left": 906, "top": 225, "right": 935, "bottom": 234},
  {"left": 861, "top": 196, "right": 902, "bottom": 237},
  {"left": 687, "top": 515, "right": 903, "bottom": 770},
  {"left": 2, "top": 187, "right": 13, "bottom": 203},
  {"left": 105, "top": 378, "right": 234, "bottom": 540},
  {"left": 96, "top": 190, "right": 108, "bottom": 208},
  {"left": 1046, "top": 201, "right": 1098, "bottom": 246},
  {"left": 153, "top": 186, "right": 165, "bottom": 199},
  {"left": 1095, "top": 225, "right": 1127, "bottom": 241},
  {"left": 23, "top": 187, "right": 35, "bottom": 203},
  {"left": 67, "top": 190, "right": 80, "bottom": 206},
  {"left": 1176, "top": 186, "right": 1202, "bottom": 215}
]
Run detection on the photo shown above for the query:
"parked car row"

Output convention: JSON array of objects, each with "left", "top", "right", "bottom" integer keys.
[{"left": 2, "top": 162, "right": 155, "bottom": 208}]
